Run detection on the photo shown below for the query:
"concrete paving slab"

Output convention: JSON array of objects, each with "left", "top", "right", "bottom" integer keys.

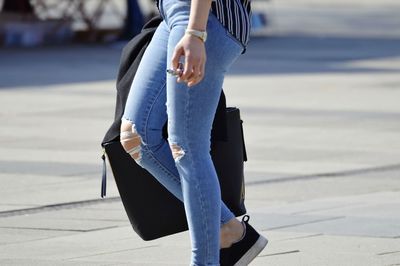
[
  {"left": 291, "top": 202, "right": 400, "bottom": 220},
  {"left": 0, "top": 226, "right": 142, "bottom": 260},
  {"left": 0, "top": 161, "right": 99, "bottom": 177},
  {"left": 0, "top": 259, "right": 123, "bottom": 266},
  {"left": 244, "top": 172, "right": 400, "bottom": 203},
  {"left": 247, "top": 191, "right": 400, "bottom": 216},
  {"left": 242, "top": 212, "right": 344, "bottom": 232},
  {"left": 246, "top": 190, "right": 400, "bottom": 238},
  {"left": 0, "top": 227, "right": 73, "bottom": 245},
  {"left": 255, "top": 0, "right": 400, "bottom": 37},
  {"left": 0, "top": 204, "right": 42, "bottom": 212},
  {"left": 0, "top": 214, "right": 126, "bottom": 232},
  {"left": 0, "top": 47, "right": 120, "bottom": 88},
  {"left": 26, "top": 205, "right": 129, "bottom": 221},
  {"left": 255, "top": 231, "right": 400, "bottom": 266},
  {"left": 247, "top": 198, "right": 363, "bottom": 216},
  {"left": 0, "top": 178, "right": 119, "bottom": 208},
  {"left": 0, "top": 148, "right": 111, "bottom": 168},
  {"left": 278, "top": 216, "right": 400, "bottom": 238},
  {"left": 66, "top": 241, "right": 189, "bottom": 265}
]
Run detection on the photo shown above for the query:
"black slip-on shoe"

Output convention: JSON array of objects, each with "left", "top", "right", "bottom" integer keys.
[{"left": 220, "top": 215, "right": 268, "bottom": 266}]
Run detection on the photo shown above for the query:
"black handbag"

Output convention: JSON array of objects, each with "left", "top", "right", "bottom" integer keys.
[{"left": 100, "top": 16, "right": 248, "bottom": 241}]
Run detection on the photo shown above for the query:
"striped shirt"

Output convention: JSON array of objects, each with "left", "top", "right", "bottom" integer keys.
[
  {"left": 155, "top": 0, "right": 252, "bottom": 51},
  {"left": 210, "top": 0, "right": 252, "bottom": 51}
]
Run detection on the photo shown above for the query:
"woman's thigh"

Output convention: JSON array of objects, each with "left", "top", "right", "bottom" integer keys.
[
  {"left": 165, "top": 11, "right": 244, "bottom": 152},
  {"left": 122, "top": 21, "right": 170, "bottom": 145}
]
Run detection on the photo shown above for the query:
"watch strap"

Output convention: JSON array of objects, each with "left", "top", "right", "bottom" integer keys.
[{"left": 185, "top": 29, "right": 207, "bottom": 42}]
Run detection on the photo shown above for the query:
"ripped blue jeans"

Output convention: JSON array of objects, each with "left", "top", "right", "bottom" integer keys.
[{"left": 121, "top": 0, "right": 244, "bottom": 265}]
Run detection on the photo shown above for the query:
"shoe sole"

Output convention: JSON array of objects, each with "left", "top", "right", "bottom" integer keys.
[{"left": 234, "top": 235, "right": 268, "bottom": 266}]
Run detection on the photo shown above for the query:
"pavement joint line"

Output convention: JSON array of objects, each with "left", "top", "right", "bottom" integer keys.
[
  {"left": 0, "top": 197, "right": 121, "bottom": 218},
  {"left": 377, "top": 250, "right": 400, "bottom": 256},
  {"left": 246, "top": 163, "right": 400, "bottom": 186},
  {"left": 266, "top": 216, "right": 346, "bottom": 230},
  {"left": 62, "top": 245, "right": 159, "bottom": 261},
  {"left": 53, "top": 217, "right": 128, "bottom": 222},
  {"left": 3, "top": 161, "right": 394, "bottom": 218},
  {"left": 0, "top": 236, "right": 73, "bottom": 247},
  {"left": 0, "top": 225, "right": 130, "bottom": 247},
  {"left": 277, "top": 233, "right": 324, "bottom": 241},
  {"left": 0, "top": 225, "right": 120, "bottom": 232},
  {"left": 241, "top": 106, "right": 400, "bottom": 120},
  {"left": 290, "top": 202, "right": 365, "bottom": 215},
  {"left": 6, "top": 164, "right": 396, "bottom": 218},
  {"left": 60, "top": 171, "right": 107, "bottom": 177},
  {"left": 258, "top": 250, "right": 300, "bottom": 257}
]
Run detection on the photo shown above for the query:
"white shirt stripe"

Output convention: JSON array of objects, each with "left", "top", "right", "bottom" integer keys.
[{"left": 211, "top": 0, "right": 252, "bottom": 48}]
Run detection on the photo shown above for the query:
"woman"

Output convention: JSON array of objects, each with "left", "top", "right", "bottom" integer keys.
[{"left": 120, "top": 0, "right": 267, "bottom": 264}]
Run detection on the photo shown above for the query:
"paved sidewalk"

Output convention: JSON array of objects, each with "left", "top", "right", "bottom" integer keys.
[{"left": 1, "top": 1, "right": 400, "bottom": 265}]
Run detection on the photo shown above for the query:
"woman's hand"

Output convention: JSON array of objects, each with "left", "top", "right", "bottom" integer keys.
[{"left": 171, "top": 34, "right": 206, "bottom": 87}]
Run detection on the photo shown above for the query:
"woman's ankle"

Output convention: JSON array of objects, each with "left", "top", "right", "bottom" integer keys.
[{"left": 220, "top": 218, "right": 245, "bottom": 248}]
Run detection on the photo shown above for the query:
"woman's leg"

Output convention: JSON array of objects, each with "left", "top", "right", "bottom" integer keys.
[
  {"left": 164, "top": 7, "right": 245, "bottom": 266},
  {"left": 120, "top": 20, "right": 236, "bottom": 228}
]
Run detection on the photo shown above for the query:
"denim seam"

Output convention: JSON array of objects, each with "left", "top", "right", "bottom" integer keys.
[
  {"left": 142, "top": 81, "right": 167, "bottom": 145},
  {"left": 186, "top": 89, "right": 212, "bottom": 263},
  {"left": 138, "top": 105, "right": 151, "bottom": 141},
  {"left": 140, "top": 93, "right": 156, "bottom": 141}
]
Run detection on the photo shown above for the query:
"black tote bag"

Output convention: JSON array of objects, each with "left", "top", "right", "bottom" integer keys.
[
  {"left": 102, "top": 105, "right": 247, "bottom": 240},
  {"left": 101, "top": 16, "right": 247, "bottom": 241}
]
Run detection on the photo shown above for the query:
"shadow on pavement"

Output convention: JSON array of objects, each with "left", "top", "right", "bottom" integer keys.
[
  {"left": 0, "top": 44, "right": 121, "bottom": 89},
  {"left": 1, "top": 35, "right": 400, "bottom": 89},
  {"left": 233, "top": 35, "right": 400, "bottom": 75}
]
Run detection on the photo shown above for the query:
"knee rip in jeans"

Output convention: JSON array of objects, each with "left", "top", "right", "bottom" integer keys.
[
  {"left": 120, "top": 122, "right": 143, "bottom": 163},
  {"left": 170, "top": 143, "right": 185, "bottom": 162}
]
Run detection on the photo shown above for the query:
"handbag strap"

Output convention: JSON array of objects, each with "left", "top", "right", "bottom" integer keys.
[
  {"left": 101, "top": 149, "right": 107, "bottom": 198},
  {"left": 240, "top": 120, "right": 248, "bottom": 162}
]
